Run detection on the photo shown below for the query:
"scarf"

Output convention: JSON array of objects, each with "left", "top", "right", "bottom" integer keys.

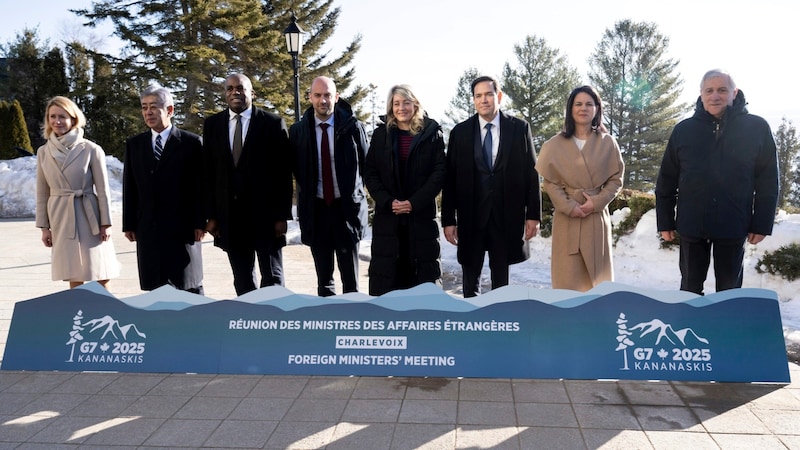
[{"left": 47, "top": 128, "right": 84, "bottom": 167}]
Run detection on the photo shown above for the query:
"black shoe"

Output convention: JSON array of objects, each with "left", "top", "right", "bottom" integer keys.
[{"left": 185, "top": 286, "right": 204, "bottom": 295}]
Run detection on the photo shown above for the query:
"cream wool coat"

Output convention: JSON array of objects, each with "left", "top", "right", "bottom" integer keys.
[
  {"left": 536, "top": 132, "right": 624, "bottom": 291},
  {"left": 35, "top": 133, "right": 120, "bottom": 282}
]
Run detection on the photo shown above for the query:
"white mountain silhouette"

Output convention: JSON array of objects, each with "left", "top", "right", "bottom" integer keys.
[
  {"left": 82, "top": 315, "right": 147, "bottom": 340},
  {"left": 629, "top": 319, "right": 709, "bottom": 346}
]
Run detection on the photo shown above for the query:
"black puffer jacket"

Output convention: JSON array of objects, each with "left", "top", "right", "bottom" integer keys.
[
  {"left": 656, "top": 90, "right": 778, "bottom": 239},
  {"left": 364, "top": 116, "right": 446, "bottom": 295}
]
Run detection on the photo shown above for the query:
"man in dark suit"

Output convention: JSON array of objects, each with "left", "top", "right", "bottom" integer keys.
[
  {"left": 289, "top": 76, "right": 368, "bottom": 297},
  {"left": 441, "top": 75, "right": 541, "bottom": 298},
  {"left": 203, "top": 73, "right": 293, "bottom": 296},
  {"left": 123, "top": 85, "right": 205, "bottom": 294}
]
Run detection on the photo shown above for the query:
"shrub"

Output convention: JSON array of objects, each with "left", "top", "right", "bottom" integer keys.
[
  {"left": 756, "top": 243, "right": 800, "bottom": 281},
  {"left": 611, "top": 190, "right": 655, "bottom": 243},
  {"left": 539, "top": 190, "right": 554, "bottom": 238},
  {"left": 539, "top": 188, "right": 655, "bottom": 242}
]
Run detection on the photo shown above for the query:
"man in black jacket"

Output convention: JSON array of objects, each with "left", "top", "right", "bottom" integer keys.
[
  {"left": 656, "top": 69, "right": 779, "bottom": 295},
  {"left": 204, "top": 73, "right": 293, "bottom": 295},
  {"left": 123, "top": 85, "right": 205, "bottom": 294},
  {"left": 289, "top": 76, "right": 368, "bottom": 296},
  {"left": 441, "top": 76, "right": 541, "bottom": 298}
]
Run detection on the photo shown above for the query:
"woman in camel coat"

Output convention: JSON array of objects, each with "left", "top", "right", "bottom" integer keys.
[
  {"left": 536, "top": 86, "right": 624, "bottom": 291},
  {"left": 35, "top": 96, "right": 120, "bottom": 289}
]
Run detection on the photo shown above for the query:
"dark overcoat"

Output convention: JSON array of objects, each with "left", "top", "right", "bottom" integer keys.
[
  {"left": 203, "top": 105, "right": 293, "bottom": 251},
  {"left": 289, "top": 99, "right": 368, "bottom": 246},
  {"left": 364, "top": 116, "right": 446, "bottom": 295},
  {"left": 123, "top": 126, "right": 204, "bottom": 290},
  {"left": 441, "top": 111, "right": 541, "bottom": 265}
]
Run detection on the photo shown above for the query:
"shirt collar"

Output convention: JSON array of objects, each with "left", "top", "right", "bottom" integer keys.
[
  {"left": 478, "top": 113, "right": 500, "bottom": 130},
  {"left": 314, "top": 115, "right": 334, "bottom": 128},
  {"left": 229, "top": 106, "right": 252, "bottom": 121},
  {"left": 151, "top": 124, "right": 172, "bottom": 142}
]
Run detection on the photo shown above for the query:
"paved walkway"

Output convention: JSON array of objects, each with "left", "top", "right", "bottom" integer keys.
[{"left": 1, "top": 215, "right": 799, "bottom": 449}]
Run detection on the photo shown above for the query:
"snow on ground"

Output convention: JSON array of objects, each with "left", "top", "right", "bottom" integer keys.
[{"left": 2, "top": 156, "right": 798, "bottom": 354}]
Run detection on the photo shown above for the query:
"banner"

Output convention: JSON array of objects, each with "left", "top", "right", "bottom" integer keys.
[{"left": 1, "top": 282, "right": 789, "bottom": 383}]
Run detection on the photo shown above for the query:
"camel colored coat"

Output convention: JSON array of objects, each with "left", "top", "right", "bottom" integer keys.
[
  {"left": 536, "top": 132, "right": 624, "bottom": 291},
  {"left": 36, "top": 134, "right": 120, "bottom": 282}
]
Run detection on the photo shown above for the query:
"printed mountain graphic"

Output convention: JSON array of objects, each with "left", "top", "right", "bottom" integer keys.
[
  {"left": 82, "top": 316, "right": 147, "bottom": 341},
  {"left": 629, "top": 319, "right": 709, "bottom": 346}
]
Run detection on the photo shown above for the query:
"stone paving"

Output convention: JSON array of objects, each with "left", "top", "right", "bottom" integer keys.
[{"left": 1, "top": 215, "right": 799, "bottom": 449}]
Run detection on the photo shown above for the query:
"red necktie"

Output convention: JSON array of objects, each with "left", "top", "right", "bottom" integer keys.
[{"left": 320, "top": 123, "right": 334, "bottom": 205}]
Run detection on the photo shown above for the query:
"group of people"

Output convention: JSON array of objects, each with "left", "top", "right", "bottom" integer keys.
[{"left": 34, "top": 68, "right": 779, "bottom": 298}]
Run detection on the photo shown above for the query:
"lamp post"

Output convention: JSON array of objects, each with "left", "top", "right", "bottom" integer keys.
[{"left": 283, "top": 15, "right": 305, "bottom": 122}]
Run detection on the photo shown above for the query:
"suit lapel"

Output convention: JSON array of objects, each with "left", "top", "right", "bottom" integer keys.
[
  {"left": 495, "top": 112, "right": 512, "bottom": 168},
  {"left": 158, "top": 127, "right": 181, "bottom": 165},
  {"left": 242, "top": 105, "right": 257, "bottom": 150}
]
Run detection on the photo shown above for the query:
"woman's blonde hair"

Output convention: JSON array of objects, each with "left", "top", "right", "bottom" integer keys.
[
  {"left": 42, "top": 96, "right": 87, "bottom": 138},
  {"left": 385, "top": 85, "right": 424, "bottom": 135}
]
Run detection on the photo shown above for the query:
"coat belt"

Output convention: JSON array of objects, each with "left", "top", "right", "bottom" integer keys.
[{"left": 51, "top": 189, "right": 100, "bottom": 238}]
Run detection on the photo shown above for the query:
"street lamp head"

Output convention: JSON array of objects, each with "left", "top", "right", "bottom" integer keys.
[{"left": 283, "top": 15, "right": 305, "bottom": 55}]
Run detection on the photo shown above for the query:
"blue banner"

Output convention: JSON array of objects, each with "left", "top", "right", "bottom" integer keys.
[{"left": 1, "top": 283, "right": 789, "bottom": 383}]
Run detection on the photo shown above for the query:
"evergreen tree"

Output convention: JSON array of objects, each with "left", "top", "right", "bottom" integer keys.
[
  {"left": 501, "top": 35, "right": 580, "bottom": 147},
  {"left": 9, "top": 100, "right": 32, "bottom": 154},
  {"left": 588, "top": 19, "right": 687, "bottom": 191},
  {"left": 74, "top": 0, "right": 364, "bottom": 131},
  {"left": 0, "top": 100, "right": 32, "bottom": 158},
  {"left": 0, "top": 100, "right": 11, "bottom": 158},
  {"left": 445, "top": 67, "right": 480, "bottom": 126},
  {"left": 83, "top": 53, "right": 141, "bottom": 158},
  {"left": 64, "top": 42, "right": 93, "bottom": 112},
  {"left": 42, "top": 48, "right": 69, "bottom": 100},
  {"left": 774, "top": 117, "right": 800, "bottom": 208},
  {"left": 2, "top": 29, "right": 69, "bottom": 148}
]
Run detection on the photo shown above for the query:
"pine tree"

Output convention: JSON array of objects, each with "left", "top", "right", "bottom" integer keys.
[
  {"left": 445, "top": 67, "right": 480, "bottom": 126},
  {"left": 0, "top": 99, "right": 33, "bottom": 159},
  {"left": 2, "top": 29, "right": 67, "bottom": 149},
  {"left": 73, "top": 0, "right": 364, "bottom": 131},
  {"left": 774, "top": 117, "right": 800, "bottom": 208},
  {"left": 2, "top": 30, "right": 72, "bottom": 149},
  {"left": 9, "top": 100, "right": 32, "bottom": 154},
  {"left": 83, "top": 53, "right": 141, "bottom": 158},
  {"left": 588, "top": 20, "right": 687, "bottom": 191},
  {"left": 0, "top": 101, "right": 10, "bottom": 158},
  {"left": 64, "top": 42, "right": 93, "bottom": 112},
  {"left": 501, "top": 35, "right": 580, "bottom": 147}
]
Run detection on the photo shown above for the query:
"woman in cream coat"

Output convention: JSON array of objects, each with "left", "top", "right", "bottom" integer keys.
[
  {"left": 36, "top": 96, "right": 120, "bottom": 289},
  {"left": 536, "top": 86, "right": 624, "bottom": 291}
]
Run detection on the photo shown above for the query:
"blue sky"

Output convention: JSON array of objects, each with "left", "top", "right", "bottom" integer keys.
[{"left": 3, "top": 0, "right": 797, "bottom": 131}]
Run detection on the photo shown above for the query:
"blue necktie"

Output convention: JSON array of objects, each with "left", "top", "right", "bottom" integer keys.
[
  {"left": 483, "top": 123, "right": 493, "bottom": 169},
  {"left": 154, "top": 135, "right": 163, "bottom": 160}
]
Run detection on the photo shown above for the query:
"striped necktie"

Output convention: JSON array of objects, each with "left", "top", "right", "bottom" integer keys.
[{"left": 154, "top": 134, "right": 164, "bottom": 160}]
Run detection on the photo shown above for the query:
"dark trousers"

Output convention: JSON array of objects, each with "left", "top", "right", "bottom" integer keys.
[
  {"left": 226, "top": 240, "right": 284, "bottom": 296},
  {"left": 679, "top": 235, "right": 745, "bottom": 295},
  {"left": 225, "top": 201, "right": 284, "bottom": 296},
  {"left": 311, "top": 199, "right": 359, "bottom": 297},
  {"left": 461, "top": 214, "right": 508, "bottom": 298}
]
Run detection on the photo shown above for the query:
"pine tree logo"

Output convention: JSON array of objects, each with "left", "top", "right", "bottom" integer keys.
[
  {"left": 615, "top": 313, "right": 635, "bottom": 370},
  {"left": 66, "top": 310, "right": 85, "bottom": 363}
]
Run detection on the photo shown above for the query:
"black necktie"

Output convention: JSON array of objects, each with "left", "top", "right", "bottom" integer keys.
[
  {"left": 320, "top": 123, "right": 334, "bottom": 205},
  {"left": 154, "top": 135, "right": 163, "bottom": 160},
  {"left": 483, "top": 123, "right": 493, "bottom": 169},
  {"left": 232, "top": 114, "right": 243, "bottom": 166}
]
